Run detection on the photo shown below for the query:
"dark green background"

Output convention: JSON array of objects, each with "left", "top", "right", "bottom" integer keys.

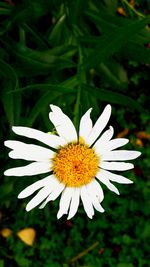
[{"left": 0, "top": 0, "right": 150, "bottom": 266}]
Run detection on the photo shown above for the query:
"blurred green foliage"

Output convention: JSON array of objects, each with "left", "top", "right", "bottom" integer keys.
[{"left": 0, "top": 0, "right": 150, "bottom": 266}]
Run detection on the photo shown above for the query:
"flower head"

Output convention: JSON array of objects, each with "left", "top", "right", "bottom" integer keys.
[{"left": 4, "top": 105, "right": 141, "bottom": 219}]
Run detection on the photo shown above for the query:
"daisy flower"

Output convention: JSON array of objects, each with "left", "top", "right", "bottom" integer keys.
[{"left": 4, "top": 104, "right": 141, "bottom": 219}]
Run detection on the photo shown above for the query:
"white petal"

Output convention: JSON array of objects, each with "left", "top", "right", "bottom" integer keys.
[
  {"left": 79, "top": 108, "right": 93, "bottom": 142},
  {"left": 57, "top": 187, "right": 74, "bottom": 219},
  {"left": 97, "top": 169, "right": 133, "bottom": 184},
  {"left": 18, "top": 175, "right": 57, "bottom": 198},
  {"left": 39, "top": 181, "right": 65, "bottom": 209},
  {"left": 5, "top": 140, "right": 55, "bottom": 162},
  {"left": 94, "top": 126, "right": 114, "bottom": 146},
  {"left": 67, "top": 188, "right": 80, "bottom": 220},
  {"left": 102, "top": 150, "right": 141, "bottom": 161},
  {"left": 101, "top": 125, "right": 114, "bottom": 141},
  {"left": 94, "top": 138, "right": 129, "bottom": 157},
  {"left": 12, "top": 126, "right": 66, "bottom": 148},
  {"left": 26, "top": 187, "right": 51, "bottom": 211},
  {"left": 93, "top": 126, "right": 114, "bottom": 155},
  {"left": 49, "top": 105, "right": 77, "bottom": 143},
  {"left": 96, "top": 170, "right": 120, "bottom": 195},
  {"left": 86, "top": 182, "right": 104, "bottom": 212},
  {"left": 4, "top": 162, "right": 50, "bottom": 176},
  {"left": 9, "top": 151, "right": 51, "bottom": 162},
  {"left": 90, "top": 179, "right": 104, "bottom": 202},
  {"left": 100, "top": 161, "right": 134, "bottom": 171},
  {"left": 81, "top": 186, "right": 94, "bottom": 219},
  {"left": 86, "top": 105, "right": 111, "bottom": 146},
  {"left": 107, "top": 138, "right": 129, "bottom": 151}
]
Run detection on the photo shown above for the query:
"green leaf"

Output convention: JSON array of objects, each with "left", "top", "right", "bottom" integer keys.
[
  {"left": 12, "top": 84, "right": 76, "bottom": 93},
  {"left": 39, "top": 44, "right": 77, "bottom": 58},
  {"left": 83, "top": 16, "right": 150, "bottom": 68},
  {"left": 141, "top": 223, "right": 150, "bottom": 239},
  {"left": 85, "top": 9, "right": 150, "bottom": 47},
  {"left": 13, "top": 43, "right": 75, "bottom": 75},
  {"left": 103, "top": 0, "right": 118, "bottom": 15},
  {"left": 133, "top": 27, "right": 150, "bottom": 45},
  {"left": 122, "top": 42, "right": 150, "bottom": 64},
  {"left": 98, "top": 60, "right": 128, "bottom": 90},
  {"left": 0, "top": 7, "right": 12, "bottom": 15},
  {"left": 1, "top": 81, "right": 14, "bottom": 126},
  {"left": 117, "top": 264, "right": 134, "bottom": 267},
  {"left": 0, "top": 59, "right": 19, "bottom": 126},
  {"left": 85, "top": 9, "right": 130, "bottom": 33},
  {"left": 48, "top": 14, "right": 71, "bottom": 46},
  {"left": 82, "top": 84, "right": 143, "bottom": 111},
  {"left": 0, "top": 7, "right": 29, "bottom": 35},
  {"left": 22, "top": 23, "right": 49, "bottom": 50},
  {"left": 122, "top": 234, "right": 132, "bottom": 245},
  {"left": 60, "top": 75, "right": 78, "bottom": 88},
  {"left": 0, "top": 59, "right": 18, "bottom": 89},
  {"left": 26, "top": 92, "right": 60, "bottom": 126},
  {"left": 23, "top": 85, "right": 75, "bottom": 126},
  {"left": 66, "top": 0, "right": 87, "bottom": 25}
]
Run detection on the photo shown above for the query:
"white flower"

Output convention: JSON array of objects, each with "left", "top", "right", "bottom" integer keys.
[{"left": 4, "top": 104, "right": 141, "bottom": 219}]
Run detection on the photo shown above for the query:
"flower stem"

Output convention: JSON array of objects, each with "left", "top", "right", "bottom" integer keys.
[
  {"left": 69, "top": 241, "right": 99, "bottom": 263},
  {"left": 73, "top": 46, "right": 86, "bottom": 131},
  {"left": 19, "top": 27, "right": 26, "bottom": 45},
  {"left": 121, "top": 0, "right": 145, "bottom": 18}
]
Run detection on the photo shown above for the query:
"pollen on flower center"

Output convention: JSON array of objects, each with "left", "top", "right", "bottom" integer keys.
[{"left": 52, "top": 143, "right": 99, "bottom": 187}]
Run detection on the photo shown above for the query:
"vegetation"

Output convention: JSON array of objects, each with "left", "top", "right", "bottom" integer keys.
[{"left": 0, "top": 0, "right": 150, "bottom": 266}]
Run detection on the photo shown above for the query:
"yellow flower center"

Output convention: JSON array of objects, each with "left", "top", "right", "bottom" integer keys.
[{"left": 52, "top": 143, "right": 99, "bottom": 187}]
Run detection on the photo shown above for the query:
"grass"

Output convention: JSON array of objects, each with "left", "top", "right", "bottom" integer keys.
[{"left": 0, "top": 0, "right": 150, "bottom": 266}]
